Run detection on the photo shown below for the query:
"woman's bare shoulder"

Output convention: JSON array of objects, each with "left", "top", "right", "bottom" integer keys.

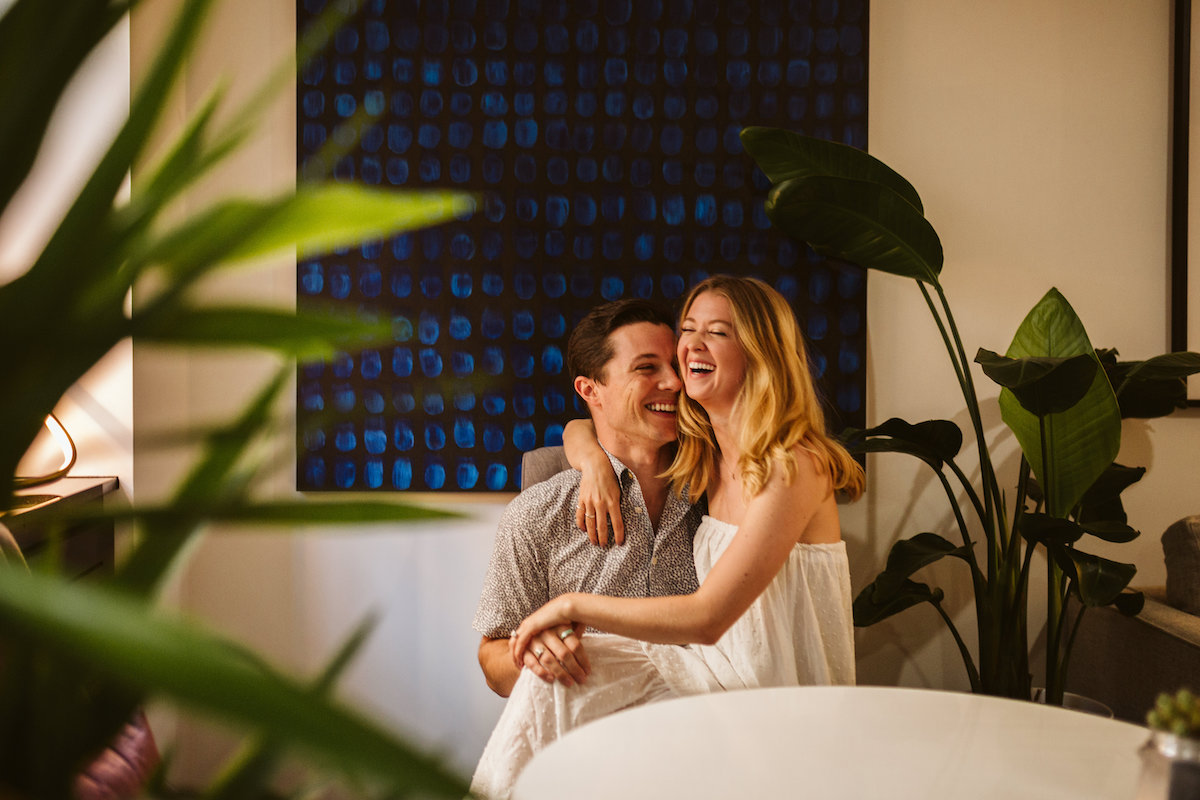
[{"left": 760, "top": 445, "right": 839, "bottom": 543}]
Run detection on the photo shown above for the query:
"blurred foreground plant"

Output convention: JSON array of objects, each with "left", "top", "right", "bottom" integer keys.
[
  {"left": 1148, "top": 689, "right": 1200, "bottom": 739},
  {"left": 0, "top": 0, "right": 474, "bottom": 796}
]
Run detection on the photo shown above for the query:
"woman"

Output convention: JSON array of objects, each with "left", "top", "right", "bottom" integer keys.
[{"left": 471, "top": 276, "right": 863, "bottom": 798}]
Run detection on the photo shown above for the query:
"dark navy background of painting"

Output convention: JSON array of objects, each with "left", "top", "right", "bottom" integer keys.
[{"left": 297, "top": 0, "right": 868, "bottom": 491}]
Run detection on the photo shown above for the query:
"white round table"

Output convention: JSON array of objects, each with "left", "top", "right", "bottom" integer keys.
[{"left": 512, "top": 686, "right": 1149, "bottom": 799}]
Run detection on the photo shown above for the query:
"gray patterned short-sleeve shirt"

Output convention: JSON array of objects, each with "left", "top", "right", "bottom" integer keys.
[{"left": 473, "top": 450, "right": 702, "bottom": 639}]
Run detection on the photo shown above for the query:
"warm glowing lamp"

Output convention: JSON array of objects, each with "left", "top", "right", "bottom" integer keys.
[{"left": 14, "top": 414, "right": 77, "bottom": 489}]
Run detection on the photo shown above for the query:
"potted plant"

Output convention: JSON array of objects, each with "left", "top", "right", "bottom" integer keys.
[
  {"left": 1139, "top": 688, "right": 1200, "bottom": 797},
  {"left": 0, "top": 0, "right": 474, "bottom": 795},
  {"left": 739, "top": 127, "right": 1200, "bottom": 703}
]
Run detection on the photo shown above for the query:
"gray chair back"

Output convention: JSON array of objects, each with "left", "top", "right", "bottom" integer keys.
[{"left": 520, "top": 446, "right": 572, "bottom": 489}]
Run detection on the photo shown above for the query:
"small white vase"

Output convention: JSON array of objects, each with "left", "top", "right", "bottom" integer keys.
[
  {"left": 1031, "top": 687, "right": 1114, "bottom": 718},
  {"left": 1135, "top": 730, "right": 1200, "bottom": 800}
]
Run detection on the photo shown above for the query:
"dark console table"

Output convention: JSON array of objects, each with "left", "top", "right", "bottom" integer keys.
[{"left": 4, "top": 476, "right": 120, "bottom": 578}]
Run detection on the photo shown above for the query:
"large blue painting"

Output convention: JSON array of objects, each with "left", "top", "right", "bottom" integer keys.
[{"left": 297, "top": 0, "right": 868, "bottom": 492}]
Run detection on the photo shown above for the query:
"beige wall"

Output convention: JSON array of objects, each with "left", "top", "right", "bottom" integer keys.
[
  {"left": 855, "top": 0, "right": 1198, "bottom": 690},
  {"left": 119, "top": 0, "right": 1195, "bottom": 783}
]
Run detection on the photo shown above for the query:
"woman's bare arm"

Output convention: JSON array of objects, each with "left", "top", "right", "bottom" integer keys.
[
  {"left": 512, "top": 450, "right": 836, "bottom": 661},
  {"left": 562, "top": 418, "right": 625, "bottom": 545}
]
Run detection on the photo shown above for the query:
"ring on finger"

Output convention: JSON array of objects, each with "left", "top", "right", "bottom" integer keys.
[
  {"left": 533, "top": 646, "right": 545, "bottom": 657},
  {"left": 559, "top": 629, "right": 575, "bottom": 640},
  {"left": 584, "top": 512, "right": 596, "bottom": 518}
]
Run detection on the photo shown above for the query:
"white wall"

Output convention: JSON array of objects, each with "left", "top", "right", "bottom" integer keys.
[{"left": 121, "top": 0, "right": 1197, "bottom": 786}]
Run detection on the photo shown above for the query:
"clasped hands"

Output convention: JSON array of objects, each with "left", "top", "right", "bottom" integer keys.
[{"left": 511, "top": 596, "right": 589, "bottom": 686}]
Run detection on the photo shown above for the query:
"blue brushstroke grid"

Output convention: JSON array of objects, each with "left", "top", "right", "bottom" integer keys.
[{"left": 297, "top": 0, "right": 868, "bottom": 491}]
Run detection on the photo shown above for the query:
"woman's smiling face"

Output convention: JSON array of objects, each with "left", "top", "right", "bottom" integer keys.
[{"left": 677, "top": 290, "right": 746, "bottom": 412}]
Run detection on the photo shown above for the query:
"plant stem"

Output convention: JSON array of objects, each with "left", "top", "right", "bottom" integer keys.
[
  {"left": 943, "top": 458, "right": 989, "bottom": 529},
  {"left": 932, "top": 600, "right": 982, "bottom": 693},
  {"left": 1045, "top": 561, "right": 1067, "bottom": 703},
  {"left": 1058, "top": 598, "right": 1087, "bottom": 696},
  {"left": 931, "top": 466, "right": 985, "bottom": 599},
  {"left": 922, "top": 281, "right": 1016, "bottom": 694},
  {"left": 925, "top": 283, "right": 1004, "bottom": 531}
]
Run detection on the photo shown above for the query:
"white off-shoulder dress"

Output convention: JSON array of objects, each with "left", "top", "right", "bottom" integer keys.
[{"left": 470, "top": 515, "right": 855, "bottom": 799}]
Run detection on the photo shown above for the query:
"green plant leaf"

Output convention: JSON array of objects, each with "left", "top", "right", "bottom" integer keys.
[
  {"left": 142, "top": 187, "right": 474, "bottom": 284},
  {"left": 0, "top": 567, "right": 468, "bottom": 796},
  {"left": 115, "top": 368, "right": 291, "bottom": 596},
  {"left": 883, "top": 531, "right": 975, "bottom": 575},
  {"left": 1051, "top": 547, "right": 1137, "bottom": 607},
  {"left": 1118, "top": 351, "right": 1200, "bottom": 381},
  {"left": 27, "top": 0, "right": 217, "bottom": 290},
  {"left": 1113, "top": 590, "right": 1145, "bottom": 616},
  {"left": 1017, "top": 512, "right": 1084, "bottom": 546},
  {"left": 852, "top": 533, "right": 970, "bottom": 626},
  {"left": 134, "top": 306, "right": 396, "bottom": 358},
  {"left": 840, "top": 418, "right": 963, "bottom": 466},
  {"left": 1100, "top": 351, "right": 1200, "bottom": 419},
  {"left": 738, "top": 127, "right": 924, "bottom": 213},
  {"left": 1075, "top": 463, "right": 1145, "bottom": 524},
  {"left": 765, "top": 175, "right": 943, "bottom": 284},
  {"left": 1078, "top": 520, "right": 1140, "bottom": 543},
  {"left": 975, "top": 349, "right": 1097, "bottom": 416},
  {"left": 207, "top": 613, "right": 381, "bottom": 798},
  {"left": 853, "top": 574, "right": 944, "bottom": 626},
  {"left": 66, "top": 499, "right": 460, "bottom": 529},
  {"left": 998, "top": 288, "right": 1121, "bottom": 517}
]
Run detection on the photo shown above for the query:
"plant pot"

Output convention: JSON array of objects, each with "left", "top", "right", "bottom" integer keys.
[
  {"left": 1031, "top": 688, "right": 1113, "bottom": 718},
  {"left": 1136, "top": 730, "right": 1200, "bottom": 800}
]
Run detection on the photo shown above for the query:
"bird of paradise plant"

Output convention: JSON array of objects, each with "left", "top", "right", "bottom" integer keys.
[{"left": 739, "top": 126, "right": 1200, "bottom": 703}]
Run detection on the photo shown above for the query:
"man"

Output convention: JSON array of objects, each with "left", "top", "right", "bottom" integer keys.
[{"left": 473, "top": 298, "right": 702, "bottom": 697}]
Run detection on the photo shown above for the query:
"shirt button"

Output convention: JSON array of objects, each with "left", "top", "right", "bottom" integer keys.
[{"left": 651, "top": 557, "right": 658, "bottom": 565}]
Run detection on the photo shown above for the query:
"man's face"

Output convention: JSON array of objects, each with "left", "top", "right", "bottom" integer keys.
[{"left": 582, "top": 322, "right": 681, "bottom": 448}]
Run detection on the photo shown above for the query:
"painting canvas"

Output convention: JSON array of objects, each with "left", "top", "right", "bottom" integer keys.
[{"left": 296, "top": 0, "right": 870, "bottom": 491}]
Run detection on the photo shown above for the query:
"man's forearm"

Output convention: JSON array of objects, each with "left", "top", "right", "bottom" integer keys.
[{"left": 478, "top": 636, "right": 521, "bottom": 697}]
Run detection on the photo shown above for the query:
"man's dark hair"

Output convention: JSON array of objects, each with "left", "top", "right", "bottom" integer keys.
[{"left": 567, "top": 299, "right": 675, "bottom": 384}]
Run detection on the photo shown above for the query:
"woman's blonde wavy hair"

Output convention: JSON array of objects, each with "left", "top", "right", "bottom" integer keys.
[{"left": 663, "top": 275, "right": 864, "bottom": 502}]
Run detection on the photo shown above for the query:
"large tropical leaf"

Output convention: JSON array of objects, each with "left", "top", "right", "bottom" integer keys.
[
  {"left": 853, "top": 575, "right": 944, "bottom": 626},
  {"left": 765, "top": 175, "right": 943, "bottom": 284},
  {"left": 1116, "top": 351, "right": 1200, "bottom": 382},
  {"left": 1098, "top": 350, "right": 1200, "bottom": 419},
  {"left": 1075, "top": 462, "right": 1146, "bottom": 524},
  {"left": 975, "top": 349, "right": 1097, "bottom": 417},
  {"left": 883, "top": 532, "right": 975, "bottom": 575},
  {"left": 840, "top": 418, "right": 963, "bottom": 467},
  {"left": 1017, "top": 513, "right": 1084, "bottom": 546},
  {"left": 852, "top": 533, "right": 972, "bottom": 626},
  {"left": 739, "top": 127, "right": 924, "bottom": 212},
  {"left": 1049, "top": 546, "right": 1137, "bottom": 608},
  {"left": 997, "top": 289, "right": 1121, "bottom": 517},
  {"left": 1077, "top": 520, "right": 1140, "bottom": 543},
  {"left": 0, "top": 567, "right": 468, "bottom": 796}
]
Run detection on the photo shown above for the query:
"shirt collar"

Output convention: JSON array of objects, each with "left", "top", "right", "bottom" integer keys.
[{"left": 598, "top": 444, "right": 694, "bottom": 505}]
